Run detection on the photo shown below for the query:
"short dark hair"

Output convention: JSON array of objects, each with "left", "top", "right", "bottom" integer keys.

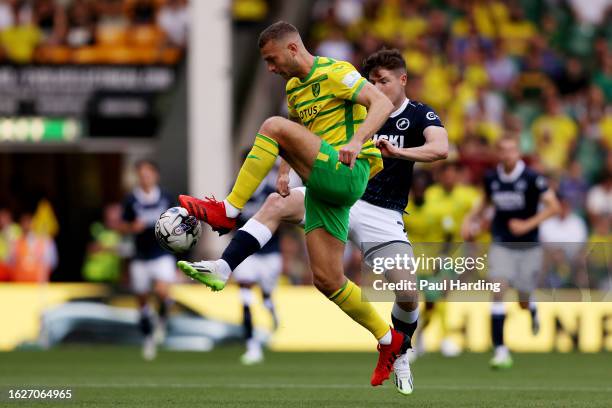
[
  {"left": 439, "top": 161, "right": 461, "bottom": 172},
  {"left": 258, "top": 21, "right": 298, "bottom": 48},
  {"left": 362, "top": 48, "right": 407, "bottom": 78},
  {"left": 135, "top": 159, "right": 159, "bottom": 173},
  {"left": 497, "top": 134, "right": 519, "bottom": 147}
]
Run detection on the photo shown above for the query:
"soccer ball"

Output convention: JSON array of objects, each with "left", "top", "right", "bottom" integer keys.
[{"left": 155, "top": 207, "right": 202, "bottom": 253}]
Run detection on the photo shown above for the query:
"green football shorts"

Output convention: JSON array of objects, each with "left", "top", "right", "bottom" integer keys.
[{"left": 304, "top": 140, "right": 370, "bottom": 242}]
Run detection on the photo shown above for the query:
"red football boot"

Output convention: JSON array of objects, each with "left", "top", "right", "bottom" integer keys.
[
  {"left": 178, "top": 195, "right": 236, "bottom": 235},
  {"left": 371, "top": 328, "right": 410, "bottom": 386}
]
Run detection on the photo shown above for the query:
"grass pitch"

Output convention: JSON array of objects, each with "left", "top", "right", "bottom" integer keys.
[{"left": 0, "top": 346, "right": 610, "bottom": 407}]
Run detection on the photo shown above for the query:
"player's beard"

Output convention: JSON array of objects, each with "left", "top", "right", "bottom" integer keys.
[{"left": 282, "top": 59, "right": 302, "bottom": 80}]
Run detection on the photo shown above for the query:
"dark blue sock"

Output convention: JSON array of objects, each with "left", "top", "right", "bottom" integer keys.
[
  {"left": 491, "top": 313, "right": 505, "bottom": 347},
  {"left": 158, "top": 299, "right": 171, "bottom": 321},
  {"left": 392, "top": 314, "right": 418, "bottom": 348},
  {"left": 530, "top": 306, "right": 537, "bottom": 322},
  {"left": 530, "top": 305, "right": 539, "bottom": 333},
  {"left": 243, "top": 304, "right": 253, "bottom": 340},
  {"left": 221, "top": 230, "right": 261, "bottom": 271},
  {"left": 139, "top": 312, "right": 153, "bottom": 336},
  {"left": 263, "top": 292, "right": 278, "bottom": 330}
]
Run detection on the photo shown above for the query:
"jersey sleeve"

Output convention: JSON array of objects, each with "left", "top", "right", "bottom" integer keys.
[
  {"left": 122, "top": 196, "right": 136, "bottom": 222},
  {"left": 327, "top": 61, "right": 367, "bottom": 102},
  {"left": 532, "top": 172, "right": 549, "bottom": 195},
  {"left": 415, "top": 103, "right": 444, "bottom": 133},
  {"left": 483, "top": 171, "right": 494, "bottom": 200}
]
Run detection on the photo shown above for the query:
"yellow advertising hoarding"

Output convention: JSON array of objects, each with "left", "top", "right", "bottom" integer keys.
[{"left": 0, "top": 283, "right": 611, "bottom": 352}]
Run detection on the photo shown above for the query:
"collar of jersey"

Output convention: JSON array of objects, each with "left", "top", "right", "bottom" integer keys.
[
  {"left": 389, "top": 98, "right": 409, "bottom": 118},
  {"left": 299, "top": 56, "right": 320, "bottom": 83},
  {"left": 497, "top": 160, "right": 525, "bottom": 183},
  {"left": 134, "top": 186, "right": 161, "bottom": 205}
]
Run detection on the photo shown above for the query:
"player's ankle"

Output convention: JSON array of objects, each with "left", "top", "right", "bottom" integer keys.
[
  {"left": 223, "top": 199, "right": 240, "bottom": 218},
  {"left": 494, "top": 345, "right": 509, "bottom": 354},
  {"left": 215, "top": 259, "right": 232, "bottom": 281}
]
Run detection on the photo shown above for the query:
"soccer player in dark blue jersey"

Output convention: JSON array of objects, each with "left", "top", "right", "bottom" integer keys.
[
  {"left": 181, "top": 49, "right": 448, "bottom": 394},
  {"left": 116, "top": 160, "right": 176, "bottom": 360},
  {"left": 462, "top": 135, "right": 560, "bottom": 368}
]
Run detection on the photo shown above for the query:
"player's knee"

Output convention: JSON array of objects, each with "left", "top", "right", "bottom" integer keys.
[
  {"left": 262, "top": 193, "right": 286, "bottom": 214},
  {"left": 154, "top": 281, "right": 170, "bottom": 297},
  {"left": 312, "top": 271, "right": 340, "bottom": 297},
  {"left": 313, "top": 276, "right": 334, "bottom": 296},
  {"left": 260, "top": 116, "right": 287, "bottom": 138},
  {"left": 395, "top": 299, "right": 418, "bottom": 311},
  {"left": 313, "top": 271, "right": 345, "bottom": 297}
]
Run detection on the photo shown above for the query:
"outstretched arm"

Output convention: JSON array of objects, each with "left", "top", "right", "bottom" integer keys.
[{"left": 377, "top": 126, "right": 448, "bottom": 162}]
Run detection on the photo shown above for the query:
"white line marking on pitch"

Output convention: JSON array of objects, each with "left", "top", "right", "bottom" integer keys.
[{"left": 63, "top": 383, "right": 612, "bottom": 392}]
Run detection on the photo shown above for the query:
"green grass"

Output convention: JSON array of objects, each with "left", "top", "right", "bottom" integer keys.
[{"left": 0, "top": 346, "right": 611, "bottom": 407}]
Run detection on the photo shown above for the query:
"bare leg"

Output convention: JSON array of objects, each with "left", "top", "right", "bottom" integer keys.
[
  {"left": 307, "top": 228, "right": 390, "bottom": 341},
  {"left": 253, "top": 190, "right": 305, "bottom": 232},
  {"left": 154, "top": 280, "right": 171, "bottom": 323},
  {"left": 306, "top": 228, "right": 346, "bottom": 296}
]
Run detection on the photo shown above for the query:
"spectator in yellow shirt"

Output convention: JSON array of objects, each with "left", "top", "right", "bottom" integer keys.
[
  {"left": 498, "top": 4, "right": 537, "bottom": 57},
  {"left": 403, "top": 171, "right": 435, "bottom": 244},
  {"left": 531, "top": 96, "right": 578, "bottom": 172},
  {"left": 0, "top": 3, "right": 42, "bottom": 64},
  {"left": 424, "top": 162, "right": 482, "bottom": 242}
]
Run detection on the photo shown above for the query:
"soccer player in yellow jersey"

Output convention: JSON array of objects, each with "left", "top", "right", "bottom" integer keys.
[{"left": 177, "top": 21, "right": 407, "bottom": 385}]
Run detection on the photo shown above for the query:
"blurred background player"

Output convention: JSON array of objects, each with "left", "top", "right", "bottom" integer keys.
[
  {"left": 406, "top": 162, "right": 481, "bottom": 360},
  {"left": 462, "top": 135, "right": 560, "bottom": 369},
  {"left": 232, "top": 154, "right": 289, "bottom": 365},
  {"left": 82, "top": 203, "right": 123, "bottom": 284},
  {"left": 116, "top": 159, "right": 175, "bottom": 361}
]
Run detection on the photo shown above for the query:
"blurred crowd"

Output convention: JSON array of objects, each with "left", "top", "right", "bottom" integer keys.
[
  {"left": 0, "top": 205, "right": 58, "bottom": 282},
  {"left": 0, "top": 0, "right": 188, "bottom": 64},
  {"left": 308, "top": 0, "right": 611, "bottom": 246},
  {"left": 232, "top": 0, "right": 269, "bottom": 23},
  {"left": 1, "top": 0, "right": 610, "bottom": 289}
]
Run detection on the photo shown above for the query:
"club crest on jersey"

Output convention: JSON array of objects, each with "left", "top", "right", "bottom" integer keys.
[
  {"left": 312, "top": 83, "right": 320, "bottom": 97},
  {"left": 396, "top": 118, "right": 410, "bottom": 130},
  {"left": 515, "top": 179, "right": 527, "bottom": 191}
]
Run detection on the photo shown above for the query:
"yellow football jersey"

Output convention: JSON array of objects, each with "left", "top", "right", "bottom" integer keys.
[
  {"left": 286, "top": 56, "right": 383, "bottom": 178},
  {"left": 424, "top": 184, "right": 481, "bottom": 242},
  {"left": 403, "top": 200, "right": 435, "bottom": 243}
]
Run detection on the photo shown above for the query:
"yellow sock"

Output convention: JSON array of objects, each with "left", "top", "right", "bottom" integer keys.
[
  {"left": 328, "top": 279, "right": 389, "bottom": 340},
  {"left": 226, "top": 133, "right": 279, "bottom": 209}
]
